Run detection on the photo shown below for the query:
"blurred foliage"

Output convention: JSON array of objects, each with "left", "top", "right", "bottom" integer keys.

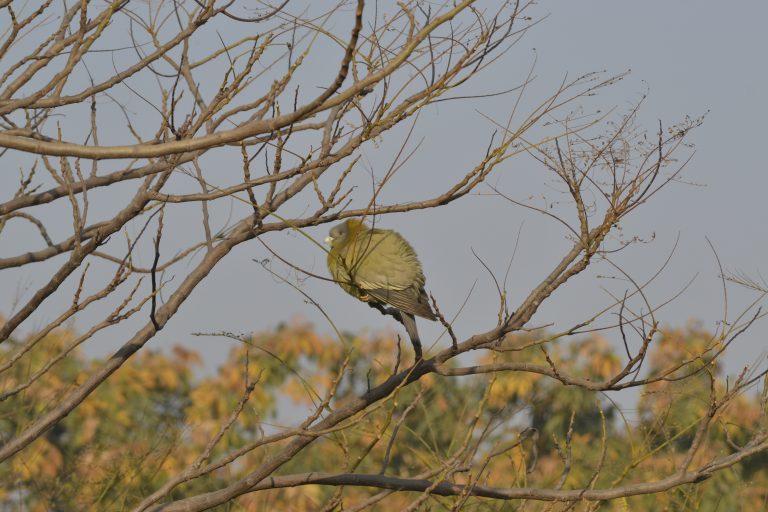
[{"left": 0, "top": 320, "right": 766, "bottom": 511}]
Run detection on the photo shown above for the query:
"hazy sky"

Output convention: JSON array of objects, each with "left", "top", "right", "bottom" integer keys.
[{"left": 1, "top": 1, "right": 766, "bottom": 381}]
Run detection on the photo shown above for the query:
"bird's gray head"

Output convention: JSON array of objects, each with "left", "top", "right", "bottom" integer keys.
[{"left": 324, "top": 221, "right": 349, "bottom": 246}]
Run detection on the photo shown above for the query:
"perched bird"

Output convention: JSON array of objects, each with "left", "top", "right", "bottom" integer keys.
[{"left": 325, "top": 219, "right": 436, "bottom": 359}]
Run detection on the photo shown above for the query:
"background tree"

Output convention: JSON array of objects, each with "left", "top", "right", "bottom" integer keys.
[
  {"left": 0, "top": 1, "right": 766, "bottom": 510},
  {"left": 2, "top": 324, "right": 767, "bottom": 510}
]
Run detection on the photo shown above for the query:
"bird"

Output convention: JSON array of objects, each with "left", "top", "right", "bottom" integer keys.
[{"left": 325, "top": 219, "right": 436, "bottom": 359}]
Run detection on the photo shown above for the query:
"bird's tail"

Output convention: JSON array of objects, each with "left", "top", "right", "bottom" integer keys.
[{"left": 400, "top": 312, "right": 423, "bottom": 360}]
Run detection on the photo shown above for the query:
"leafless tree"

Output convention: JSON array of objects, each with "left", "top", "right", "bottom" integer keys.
[{"left": 1, "top": 1, "right": 766, "bottom": 510}]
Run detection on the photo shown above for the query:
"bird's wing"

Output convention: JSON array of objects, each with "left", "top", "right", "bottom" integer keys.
[
  {"left": 346, "top": 229, "right": 424, "bottom": 291},
  {"left": 340, "top": 229, "right": 436, "bottom": 319}
]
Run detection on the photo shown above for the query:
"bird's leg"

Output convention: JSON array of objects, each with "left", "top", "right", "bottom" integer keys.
[{"left": 366, "top": 300, "right": 400, "bottom": 319}]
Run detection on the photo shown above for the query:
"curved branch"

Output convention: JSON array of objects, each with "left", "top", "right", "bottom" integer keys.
[
  {"left": 186, "top": 430, "right": 767, "bottom": 503},
  {"left": 0, "top": 0, "right": 472, "bottom": 159}
]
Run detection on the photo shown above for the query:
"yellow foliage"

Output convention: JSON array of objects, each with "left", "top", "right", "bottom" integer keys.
[
  {"left": 488, "top": 373, "right": 538, "bottom": 408},
  {"left": 158, "top": 366, "right": 179, "bottom": 388},
  {"left": 13, "top": 438, "right": 63, "bottom": 480},
  {"left": 3, "top": 321, "right": 767, "bottom": 511}
]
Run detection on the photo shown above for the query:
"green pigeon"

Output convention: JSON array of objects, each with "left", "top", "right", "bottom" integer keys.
[{"left": 325, "top": 219, "right": 436, "bottom": 358}]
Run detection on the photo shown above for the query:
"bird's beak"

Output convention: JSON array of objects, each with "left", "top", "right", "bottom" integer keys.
[{"left": 324, "top": 236, "right": 333, "bottom": 245}]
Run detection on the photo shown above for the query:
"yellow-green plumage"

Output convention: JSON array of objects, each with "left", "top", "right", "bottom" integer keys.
[{"left": 326, "top": 219, "right": 436, "bottom": 357}]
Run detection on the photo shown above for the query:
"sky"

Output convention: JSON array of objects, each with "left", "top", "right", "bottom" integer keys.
[{"left": 1, "top": 1, "right": 767, "bottom": 389}]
